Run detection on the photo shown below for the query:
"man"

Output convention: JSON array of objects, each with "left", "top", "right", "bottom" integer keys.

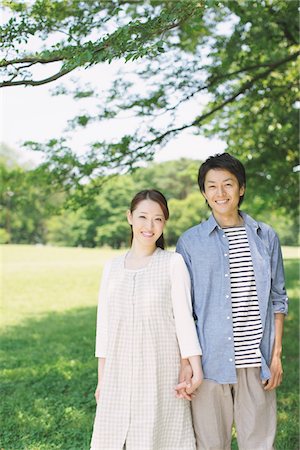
[{"left": 175, "top": 153, "right": 288, "bottom": 450}]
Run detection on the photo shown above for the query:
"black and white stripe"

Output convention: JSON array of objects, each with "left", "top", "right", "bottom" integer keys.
[{"left": 223, "top": 226, "right": 263, "bottom": 368}]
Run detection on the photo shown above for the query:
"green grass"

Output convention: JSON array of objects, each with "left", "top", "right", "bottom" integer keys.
[{"left": 1, "top": 245, "right": 299, "bottom": 449}]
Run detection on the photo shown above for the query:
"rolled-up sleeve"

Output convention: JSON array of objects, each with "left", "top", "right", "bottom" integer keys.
[
  {"left": 95, "top": 260, "right": 112, "bottom": 357},
  {"left": 170, "top": 252, "right": 202, "bottom": 358},
  {"left": 270, "top": 232, "right": 288, "bottom": 315}
]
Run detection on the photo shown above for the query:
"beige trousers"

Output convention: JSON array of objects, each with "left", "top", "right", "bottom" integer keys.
[{"left": 192, "top": 368, "right": 277, "bottom": 450}]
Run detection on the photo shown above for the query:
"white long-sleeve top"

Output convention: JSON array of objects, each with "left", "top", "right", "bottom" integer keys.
[{"left": 95, "top": 249, "right": 201, "bottom": 359}]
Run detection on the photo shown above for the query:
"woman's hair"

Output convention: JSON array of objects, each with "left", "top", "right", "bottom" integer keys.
[
  {"left": 198, "top": 152, "right": 246, "bottom": 207},
  {"left": 129, "top": 189, "right": 169, "bottom": 249}
]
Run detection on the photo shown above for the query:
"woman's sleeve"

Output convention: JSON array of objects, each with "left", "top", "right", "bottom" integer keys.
[
  {"left": 170, "top": 252, "right": 202, "bottom": 358},
  {"left": 95, "top": 260, "right": 112, "bottom": 357}
]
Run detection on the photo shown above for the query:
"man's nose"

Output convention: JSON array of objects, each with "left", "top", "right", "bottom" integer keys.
[{"left": 216, "top": 185, "right": 225, "bottom": 196}]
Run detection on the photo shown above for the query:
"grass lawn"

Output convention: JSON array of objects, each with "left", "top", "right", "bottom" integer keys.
[{"left": 1, "top": 245, "right": 299, "bottom": 449}]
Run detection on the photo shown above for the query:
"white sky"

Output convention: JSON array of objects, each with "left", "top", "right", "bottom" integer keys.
[{"left": 1, "top": 16, "right": 226, "bottom": 167}]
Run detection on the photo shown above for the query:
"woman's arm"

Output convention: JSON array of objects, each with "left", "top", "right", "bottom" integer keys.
[
  {"left": 170, "top": 253, "right": 202, "bottom": 358},
  {"left": 170, "top": 253, "right": 203, "bottom": 399},
  {"left": 95, "top": 357, "right": 106, "bottom": 403},
  {"left": 95, "top": 260, "right": 112, "bottom": 358},
  {"left": 94, "top": 260, "right": 112, "bottom": 402}
]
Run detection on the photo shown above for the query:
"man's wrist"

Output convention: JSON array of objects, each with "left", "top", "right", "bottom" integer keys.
[{"left": 273, "top": 348, "right": 282, "bottom": 358}]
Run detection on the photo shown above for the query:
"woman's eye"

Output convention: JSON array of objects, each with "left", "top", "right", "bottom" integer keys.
[{"left": 156, "top": 218, "right": 162, "bottom": 222}]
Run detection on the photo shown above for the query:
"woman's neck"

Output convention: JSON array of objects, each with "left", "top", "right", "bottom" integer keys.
[
  {"left": 128, "top": 243, "right": 157, "bottom": 259},
  {"left": 125, "top": 244, "right": 158, "bottom": 270}
]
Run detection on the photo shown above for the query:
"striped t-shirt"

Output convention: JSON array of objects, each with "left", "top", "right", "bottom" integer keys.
[{"left": 223, "top": 226, "right": 263, "bottom": 368}]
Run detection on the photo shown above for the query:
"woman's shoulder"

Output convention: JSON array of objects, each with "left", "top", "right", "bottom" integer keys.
[
  {"left": 103, "top": 253, "right": 125, "bottom": 270},
  {"left": 158, "top": 249, "right": 185, "bottom": 264}
]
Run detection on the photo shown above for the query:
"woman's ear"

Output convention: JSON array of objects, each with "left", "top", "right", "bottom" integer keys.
[{"left": 127, "top": 210, "right": 132, "bottom": 225}]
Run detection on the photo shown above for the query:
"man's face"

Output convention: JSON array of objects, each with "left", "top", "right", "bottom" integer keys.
[{"left": 203, "top": 169, "right": 245, "bottom": 218}]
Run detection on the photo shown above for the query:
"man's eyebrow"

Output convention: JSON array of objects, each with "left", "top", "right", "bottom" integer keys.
[{"left": 206, "top": 177, "right": 234, "bottom": 183}]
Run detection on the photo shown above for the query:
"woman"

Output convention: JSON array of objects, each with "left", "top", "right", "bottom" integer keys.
[{"left": 90, "top": 189, "right": 202, "bottom": 450}]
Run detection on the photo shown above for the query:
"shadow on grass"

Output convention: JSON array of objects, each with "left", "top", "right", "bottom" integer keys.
[
  {"left": 1, "top": 260, "right": 299, "bottom": 450},
  {"left": 275, "top": 260, "right": 300, "bottom": 450},
  {"left": 0, "top": 307, "right": 98, "bottom": 450}
]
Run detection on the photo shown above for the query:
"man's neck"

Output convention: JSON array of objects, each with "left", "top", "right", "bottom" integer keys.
[{"left": 214, "top": 212, "right": 244, "bottom": 228}]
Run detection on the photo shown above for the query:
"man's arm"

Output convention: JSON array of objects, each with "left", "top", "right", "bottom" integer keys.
[{"left": 264, "top": 313, "right": 284, "bottom": 391}]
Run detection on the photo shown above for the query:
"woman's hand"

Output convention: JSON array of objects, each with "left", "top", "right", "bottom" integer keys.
[
  {"left": 94, "top": 383, "right": 101, "bottom": 403},
  {"left": 175, "top": 359, "right": 193, "bottom": 400},
  {"left": 175, "top": 356, "right": 203, "bottom": 400}
]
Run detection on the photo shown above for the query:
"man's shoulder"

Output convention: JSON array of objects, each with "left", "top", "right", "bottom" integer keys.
[
  {"left": 179, "top": 219, "right": 209, "bottom": 242},
  {"left": 243, "top": 212, "right": 277, "bottom": 237}
]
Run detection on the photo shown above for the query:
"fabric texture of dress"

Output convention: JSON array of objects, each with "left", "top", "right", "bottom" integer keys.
[{"left": 90, "top": 248, "right": 200, "bottom": 450}]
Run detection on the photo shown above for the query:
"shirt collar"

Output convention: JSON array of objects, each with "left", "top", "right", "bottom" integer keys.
[
  {"left": 206, "top": 214, "right": 220, "bottom": 235},
  {"left": 206, "top": 211, "right": 261, "bottom": 235},
  {"left": 240, "top": 211, "right": 261, "bottom": 231}
]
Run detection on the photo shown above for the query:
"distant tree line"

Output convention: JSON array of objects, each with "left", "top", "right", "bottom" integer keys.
[{"left": 0, "top": 150, "right": 298, "bottom": 248}]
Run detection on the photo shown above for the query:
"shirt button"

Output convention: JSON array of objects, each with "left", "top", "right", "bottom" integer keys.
[
  {"left": 225, "top": 273, "right": 228, "bottom": 277},
  {"left": 228, "top": 337, "right": 232, "bottom": 340},
  {"left": 229, "top": 358, "right": 233, "bottom": 362},
  {"left": 223, "top": 234, "right": 226, "bottom": 238},
  {"left": 227, "top": 316, "right": 230, "bottom": 319},
  {"left": 226, "top": 295, "right": 229, "bottom": 298},
  {"left": 224, "top": 253, "right": 228, "bottom": 257}
]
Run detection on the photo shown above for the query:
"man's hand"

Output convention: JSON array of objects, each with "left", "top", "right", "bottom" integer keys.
[
  {"left": 264, "top": 354, "right": 283, "bottom": 391},
  {"left": 186, "top": 368, "right": 203, "bottom": 395},
  {"left": 175, "top": 357, "right": 203, "bottom": 400},
  {"left": 175, "top": 359, "right": 193, "bottom": 400}
]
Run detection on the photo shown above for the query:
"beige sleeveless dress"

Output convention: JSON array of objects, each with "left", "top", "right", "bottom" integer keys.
[{"left": 90, "top": 248, "right": 198, "bottom": 450}]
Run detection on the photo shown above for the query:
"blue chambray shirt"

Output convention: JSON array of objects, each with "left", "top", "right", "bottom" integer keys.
[{"left": 176, "top": 211, "right": 288, "bottom": 384}]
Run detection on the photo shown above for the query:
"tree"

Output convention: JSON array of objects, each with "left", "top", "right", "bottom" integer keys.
[
  {"left": 0, "top": 145, "right": 64, "bottom": 244},
  {"left": 1, "top": 0, "right": 299, "bottom": 215},
  {"left": 166, "top": 192, "right": 209, "bottom": 245}
]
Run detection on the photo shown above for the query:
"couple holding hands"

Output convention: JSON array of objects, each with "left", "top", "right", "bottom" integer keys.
[{"left": 90, "top": 153, "right": 288, "bottom": 450}]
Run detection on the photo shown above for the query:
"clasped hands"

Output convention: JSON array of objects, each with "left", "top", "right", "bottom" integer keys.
[{"left": 174, "top": 358, "right": 203, "bottom": 401}]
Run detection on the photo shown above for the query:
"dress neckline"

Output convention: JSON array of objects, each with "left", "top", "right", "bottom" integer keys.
[{"left": 123, "top": 247, "right": 161, "bottom": 272}]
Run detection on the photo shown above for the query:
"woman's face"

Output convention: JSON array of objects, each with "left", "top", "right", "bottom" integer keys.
[{"left": 127, "top": 199, "right": 166, "bottom": 248}]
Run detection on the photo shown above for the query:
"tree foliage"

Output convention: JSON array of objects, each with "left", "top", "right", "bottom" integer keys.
[{"left": 1, "top": 0, "right": 299, "bottom": 216}]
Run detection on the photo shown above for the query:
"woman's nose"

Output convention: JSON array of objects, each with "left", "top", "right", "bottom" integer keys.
[{"left": 146, "top": 219, "right": 154, "bottom": 229}]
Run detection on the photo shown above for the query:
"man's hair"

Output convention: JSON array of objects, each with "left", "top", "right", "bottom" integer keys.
[{"left": 198, "top": 153, "right": 246, "bottom": 206}]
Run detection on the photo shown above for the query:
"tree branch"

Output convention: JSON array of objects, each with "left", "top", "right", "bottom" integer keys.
[
  {"left": 133, "top": 50, "right": 300, "bottom": 150},
  {"left": 0, "top": 55, "right": 66, "bottom": 67},
  {"left": 0, "top": 67, "right": 74, "bottom": 88},
  {"left": 130, "top": 52, "right": 300, "bottom": 117}
]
